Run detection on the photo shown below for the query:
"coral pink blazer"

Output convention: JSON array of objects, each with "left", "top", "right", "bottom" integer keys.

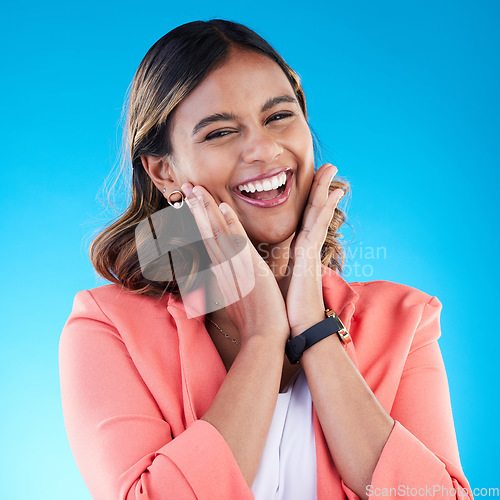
[{"left": 59, "top": 267, "right": 472, "bottom": 499}]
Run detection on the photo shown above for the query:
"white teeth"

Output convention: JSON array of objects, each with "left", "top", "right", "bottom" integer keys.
[
  {"left": 237, "top": 171, "right": 288, "bottom": 193},
  {"left": 262, "top": 180, "right": 272, "bottom": 190}
]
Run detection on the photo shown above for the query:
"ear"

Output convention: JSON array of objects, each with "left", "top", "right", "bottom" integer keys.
[{"left": 140, "top": 155, "right": 178, "bottom": 196}]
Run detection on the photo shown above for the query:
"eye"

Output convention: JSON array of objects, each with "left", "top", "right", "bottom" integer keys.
[
  {"left": 205, "top": 129, "right": 236, "bottom": 141},
  {"left": 267, "top": 111, "right": 294, "bottom": 124}
]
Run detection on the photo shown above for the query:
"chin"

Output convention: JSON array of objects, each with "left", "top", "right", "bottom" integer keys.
[
  {"left": 248, "top": 223, "right": 297, "bottom": 249},
  {"left": 238, "top": 196, "right": 305, "bottom": 248}
]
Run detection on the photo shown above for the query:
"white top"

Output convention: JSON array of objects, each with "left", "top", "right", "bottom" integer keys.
[{"left": 251, "top": 369, "right": 317, "bottom": 500}]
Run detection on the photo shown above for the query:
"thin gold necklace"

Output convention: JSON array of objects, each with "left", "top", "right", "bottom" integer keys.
[{"left": 206, "top": 317, "right": 241, "bottom": 347}]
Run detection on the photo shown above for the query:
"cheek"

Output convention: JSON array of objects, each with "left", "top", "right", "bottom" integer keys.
[
  {"left": 200, "top": 153, "right": 233, "bottom": 186},
  {"left": 289, "top": 122, "right": 314, "bottom": 160},
  {"left": 290, "top": 127, "right": 315, "bottom": 202},
  {"left": 171, "top": 131, "right": 231, "bottom": 186},
  {"left": 194, "top": 146, "right": 242, "bottom": 193},
  {"left": 291, "top": 126, "right": 315, "bottom": 176},
  {"left": 176, "top": 149, "right": 229, "bottom": 187}
]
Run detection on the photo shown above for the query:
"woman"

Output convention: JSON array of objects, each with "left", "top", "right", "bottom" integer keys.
[{"left": 60, "top": 20, "right": 472, "bottom": 499}]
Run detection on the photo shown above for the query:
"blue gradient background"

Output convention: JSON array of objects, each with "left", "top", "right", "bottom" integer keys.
[{"left": 1, "top": 1, "right": 498, "bottom": 498}]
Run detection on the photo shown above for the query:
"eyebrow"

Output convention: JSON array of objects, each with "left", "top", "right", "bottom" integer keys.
[
  {"left": 191, "top": 95, "right": 298, "bottom": 137},
  {"left": 192, "top": 112, "right": 237, "bottom": 137},
  {"left": 261, "top": 95, "right": 298, "bottom": 112}
]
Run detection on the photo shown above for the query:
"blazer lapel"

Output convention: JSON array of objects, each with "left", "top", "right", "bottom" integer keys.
[
  {"left": 166, "top": 287, "right": 226, "bottom": 427},
  {"left": 321, "top": 266, "right": 360, "bottom": 367}
]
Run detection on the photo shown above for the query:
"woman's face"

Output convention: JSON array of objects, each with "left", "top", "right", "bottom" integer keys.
[{"left": 168, "top": 48, "right": 315, "bottom": 247}]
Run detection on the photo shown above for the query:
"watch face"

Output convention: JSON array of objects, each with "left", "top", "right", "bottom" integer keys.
[
  {"left": 326, "top": 310, "right": 350, "bottom": 338},
  {"left": 326, "top": 310, "right": 352, "bottom": 345},
  {"left": 337, "top": 317, "right": 347, "bottom": 332}
]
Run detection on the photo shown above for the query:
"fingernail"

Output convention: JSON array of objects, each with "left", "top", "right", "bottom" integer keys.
[
  {"left": 181, "top": 183, "right": 194, "bottom": 198},
  {"left": 192, "top": 186, "right": 203, "bottom": 197}
]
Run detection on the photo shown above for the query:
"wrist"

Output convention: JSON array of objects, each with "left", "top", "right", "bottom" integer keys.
[
  {"left": 240, "top": 331, "right": 287, "bottom": 353},
  {"left": 290, "top": 310, "right": 325, "bottom": 338},
  {"left": 300, "top": 330, "right": 342, "bottom": 361}
]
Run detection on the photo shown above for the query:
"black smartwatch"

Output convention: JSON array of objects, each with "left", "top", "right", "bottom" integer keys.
[{"left": 285, "top": 309, "right": 352, "bottom": 364}]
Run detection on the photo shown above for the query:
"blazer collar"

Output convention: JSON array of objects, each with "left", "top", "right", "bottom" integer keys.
[{"left": 320, "top": 265, "right": 359, "bottom": 333}]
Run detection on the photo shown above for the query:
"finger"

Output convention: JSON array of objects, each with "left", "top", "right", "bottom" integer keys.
[
  {"left": 211, "top": 241, "right": 255, "bottom": 303},
  {"left": 306, "top": 188, "right": 344, "bottom": 245},
  {"left": 219, "top": 203, "right": 266, "bottom": 262},
  {"left": 187, "top": 186, "right": 248, "bottom": 267},
  {"left": 301, "top": 164, "right": 338, "bottom": 234},
  {"left": 183, "top": 186, "right": 247, "bottom": 307},
  {"left": 184, "top": 185, "right": 227, "bottom": 264},
  {"left": 219, "top": 202, "right": 261, "bottom": 271},
  {"left": 309, "top": 163, "right": 337, "bottom": 201},
  {"left": 207, "top": 202, "right": 257, "bottom": 305},
  {"left": 209, "top": 259, "right": 241, "bottom": 307},
  {"left": 219, "top": 202, "right": 273, "bottom": 279},
  {"left": 193, "top": 186, "right": 234, "bottom": 256},
  {"left": 218, "top": 202, "right": 250, "bottom": 240}
]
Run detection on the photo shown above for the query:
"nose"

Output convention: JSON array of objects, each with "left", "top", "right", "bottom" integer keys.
[{"left": 241, "top": 127, "right": 283, "bottom": 164}]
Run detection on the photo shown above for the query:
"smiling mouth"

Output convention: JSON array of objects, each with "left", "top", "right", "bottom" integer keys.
[
  {"left": 239, "top": 183, "right": 286, "bottom": 200},
  {"left": 233, "top": 170, "right": 293, "bottom": 208},
  {"left": 236, "top": 170, "right": 288, "bottom": 200}
]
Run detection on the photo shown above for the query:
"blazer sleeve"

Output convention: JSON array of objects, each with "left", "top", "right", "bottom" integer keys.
[
  {"left": 59, "top": 290, "right": 251, "bottom": 500},
  {"left": 342, "top": 295, "right": 473, "bottom": 499}
]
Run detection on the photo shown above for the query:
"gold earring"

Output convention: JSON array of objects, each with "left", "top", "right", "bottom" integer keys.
[{"left": 167, "top": 190, "right": 185, "bottom": 209}]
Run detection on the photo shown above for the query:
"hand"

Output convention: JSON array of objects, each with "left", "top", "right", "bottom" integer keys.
[
  {"left": 285, "top": 164, "right": 344, "bottom": 336},
  {"left": 182, "top": 183, "right": 290, "bottom": 347}
]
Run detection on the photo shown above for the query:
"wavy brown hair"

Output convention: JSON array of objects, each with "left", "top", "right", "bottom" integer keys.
[{"left": 90, "top": 19, "right": 350, "bottom": 298}]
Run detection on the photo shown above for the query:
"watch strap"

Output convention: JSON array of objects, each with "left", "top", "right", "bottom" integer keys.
[{"left": 285, "top": 310, "right": 350, "bottom": 364}]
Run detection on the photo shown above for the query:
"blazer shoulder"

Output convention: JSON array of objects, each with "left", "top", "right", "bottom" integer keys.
[
  {"left": 68, "top": 284, "right": 173, "bottom": 329},
  {"left": 62, "top": 284, "right": 182, "bottom": 363},
  {"left": 348, "top": 279, "right": 438, "bottom": 309},
  {"left": 347, "top": 279, "right": 443, "bottom": 353}
]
